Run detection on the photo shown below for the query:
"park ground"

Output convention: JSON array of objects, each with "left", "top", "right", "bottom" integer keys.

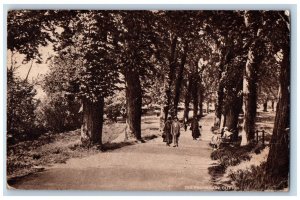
[{"left": 7, "top": 111, "right": 275, "bottom": 191}]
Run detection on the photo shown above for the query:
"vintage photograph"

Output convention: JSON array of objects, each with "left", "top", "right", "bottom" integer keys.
[{"left": 6, "top": 10, "right": 290, "bottom": 191}]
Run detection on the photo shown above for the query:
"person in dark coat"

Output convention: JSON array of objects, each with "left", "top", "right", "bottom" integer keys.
[
  {"left": 163, "top": 116, "right": 173, "bottom": 146},
  {"left": 191, "top": 117, "right": 201, "bottom": 140},
  {"left": 171, "top": 117, "right": 181, "bottom": 147}
]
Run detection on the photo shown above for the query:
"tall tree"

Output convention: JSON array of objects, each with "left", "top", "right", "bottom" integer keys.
[
  {"left": 205, "top": 11, "right": 245, "bottom": 129},
  {"left": 157, "top": 11, "right": 204, "bottom": 120},
  {"left": 45, "top": 11, "right": 119, "bottom": 147},
  {"left": 173, "top": 42, "right": 188, "bottom": 116},
  {"left": 266, "top": 11, "right": 290, "bottom": 179},
  {"left": 266, "top": 46, "right": 290, "bottom": 178},
  {"left": 114, "top": 11, "right": 158, "bottom": 140},
  {"left": 240, "top": 11, "right": 273, "bottom": 145},
  {"left": 217, "top": 12, "right": 246, "bottom": 133}
]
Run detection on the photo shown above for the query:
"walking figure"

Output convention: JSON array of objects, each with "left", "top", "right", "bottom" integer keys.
[
  {"left": 171, "top": 117, "right": 181, "bottom": 147},
  {"left": 184, "top": 119, "right": 188, "bottom": 131},
  {"left": 191, "top": 117, "right": 201, "bottom": 140},
  {"left": 162, "top": 116, "right": 173, "bottom": 146}
]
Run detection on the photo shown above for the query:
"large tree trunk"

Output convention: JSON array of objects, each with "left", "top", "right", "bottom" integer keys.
[
  {"left": 125, "top": 68, "right": 142, "bottom": 141},
  {"left": 271, "top": 100, "right": 275, "bottom": 111},
  {"left": 173, "top": 44, "right": 187, "bottom": 116},
  {"left": 81, "top": 97, "right": 104, "bottom": 147},
  {"left": 224, "top": 95, "right": 243, "bottom": 133},
  {"left": 266, "top": 45, "right": 290, "bottom": 178},
  {"left": 192, "top": 88, "right": 198, "bottom": 118},
  {"left": 183, "top": 75, "right": 192, "bottom": 122},
  {"left": 164, "top": 35, "right": 178, "bottom": 121},
  {"left": 198, "top": 85, "right": 203, "bottom": 118},
  {"left": 215, "top": 65, "right": 224, "bottom": 127},
  {"left": 263, "top": 100, "right": 268, "bottom": 112},
  {"left": 223, "top": 74, "right": 243, "bottom": 141},
  {"left": 191, "top": 64, "right": 199, "bottom": 118},
  {"left": 206, "top": 101, "right": 209, "bottom": 114},
  {"left": 241, "top": 48, "right": 259, "bottom": 145}
]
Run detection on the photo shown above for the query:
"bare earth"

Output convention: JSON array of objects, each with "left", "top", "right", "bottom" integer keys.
[{"left": 10, "top": 114, "right": 215, "bottom": 191}]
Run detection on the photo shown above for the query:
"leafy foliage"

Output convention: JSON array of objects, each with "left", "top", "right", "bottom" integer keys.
[
  {"left": 43, "top": 11, "right": 121, "bottom": 102},
  {"left": 7, "top": 10, "right": 54, "bottom": 62},
  {"left": 7, "top": 70, "right": 37, "bottom": 139},
  {"left": 35, "top": 92, "right": 81, "bottom": 132},
  {"left": 104, "top": 91, "right": 126, "bottom": 122}
]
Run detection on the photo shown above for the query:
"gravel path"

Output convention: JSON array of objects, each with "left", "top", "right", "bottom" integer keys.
[{"left": 10, "top": 114, "right": 215, "bottom": 191}]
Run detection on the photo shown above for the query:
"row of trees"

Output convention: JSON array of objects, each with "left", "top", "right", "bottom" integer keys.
[
  {"left": 7, "top": 10, "right": 289, "bottom": 178},
  {"left": 207, "top": 11, "right": 290, "bottom": 178}
]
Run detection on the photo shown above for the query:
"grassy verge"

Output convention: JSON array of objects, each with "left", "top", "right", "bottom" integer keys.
[
  {"left": 209, "top": 145, "right": 254, "bottom": 191},
  {"left": 7, "top": 117, "right": 160, "bottom": 181},
  {"left": 209, "top": 111, "right": 288, "bottom": 191},
  {"left": 227, "top": 162, "right": 288, "bottom": 191},
  {"left": 7, "top": 129, "right": 101, "bottom": 180}
]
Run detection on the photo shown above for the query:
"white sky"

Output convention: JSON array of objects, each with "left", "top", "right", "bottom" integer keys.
[
  {"left": 7, "top": 45, "right": 54, "bottom": 81},
  {"left": 7, "top": 44, "right": 56, "bottom": 99}
]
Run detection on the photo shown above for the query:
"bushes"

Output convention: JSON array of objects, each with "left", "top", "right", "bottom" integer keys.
[
  {"left": 210, "top": 144, "right": 288, "bottom": 191},
  {"left": 35, "top": 93, "right": 81, "bottom": 133},
  {"left": 104, "top": 92, "right": 126, "bottom": 122},
  {"left": 228, "top": 162, "right": 288, "bottom": 191},
  {"left": 211, "top": 145, "right": 253, "bottom": 168},
  {"left": 7, "top": 68, "right": 81, "bottom": 143},
  {"left": 7, "top": 71, "right": 38, "bottom": 142},
  {"left": 209, "top": 144, "right": 255, "bottom": 191}
]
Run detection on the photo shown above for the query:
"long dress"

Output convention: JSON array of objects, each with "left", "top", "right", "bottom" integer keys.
[
  {"left": 191, "top": 119, "right": 201, "bottom": 139},
  {"left": 163, "top": 120, "right": 173, "bottom": 144}
]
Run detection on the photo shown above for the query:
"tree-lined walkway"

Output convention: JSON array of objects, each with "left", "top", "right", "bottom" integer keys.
[{"left": 11, "top": 114, "right": 215, "bottom": 191}]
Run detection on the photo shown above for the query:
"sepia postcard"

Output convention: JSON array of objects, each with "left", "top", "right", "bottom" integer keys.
[{"left": 6, "top": 8, "right": 291, "bottom": 192}]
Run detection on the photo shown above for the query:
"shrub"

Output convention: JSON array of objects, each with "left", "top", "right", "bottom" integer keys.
[
  {"left": 228, "top": 162, "right": 288, "bottom": 191},
  {"left": 35, "top": 92, "right": 81, "bottom": 133},
  {"left": 7, "top": 70, "right": 38, "bottom": 141},
  {"left": 211, "top": 145, "right": 253, "bottom": 168},
  {"left": 104, "top": 91, "right": 126, "bottom": 122}
]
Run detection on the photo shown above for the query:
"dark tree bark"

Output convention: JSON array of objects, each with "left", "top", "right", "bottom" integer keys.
[
  {"left": 224, "top": 94, "right": 243, "bottom": 133},
  {"left": 241, "top": 39, "right": 265, "bottom": 145},
  {"left": 81, "top": 97, "right": 104, "bottom": 147},
  {"left": 198, "top": 85, "right": 203, "bottom": 118},
  {"left": 224, "top": 101, "right": 242, "bottom": 143},
  {"left": 242, "top": 49, "right": 259, "bottom": 143},
  {"left": 206, "top": 102, "right": 210, "bottom": 113},
  {"left": 164, "top": 35, "right": 178, "bottom": 121},
  {"left": 191, "top": 63, "right": 199, "bottom": 118},
  {"left": 266, "top": 46, "right": 290, "bottom": 178},
  {"left": 271, "top": 100, "right": 275, "bottom": 111},
  {"left": 192, "top": 86, "right": 199, "bottom": 118},
  {"left": 173, "top": 44, "right": 187, "bottom": 116},
  {"left": 215, "top": 48, "right": 231, "bottom": 127},
  {"left": 183, "top": 75, "right": 192, "bottom": 122},
  {"left": 263, "top": 100, "right": 268, "bottom": 112},
  {"left": 223, "top": 75, "right": 243, "bottom": 142},
  {"left": 125, "top": 68, "right": 142, "bottom": 140},
  {"left": 215, "top": 64, "right": 225, "bottom": 127}
]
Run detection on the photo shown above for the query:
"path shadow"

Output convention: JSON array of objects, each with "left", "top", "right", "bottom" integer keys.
[
  {"left": 102, "top": 134, "right": 158, "bottom": 152},
  {"left": 7, "top": 167, "right": 44, "bottom": 188}
]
